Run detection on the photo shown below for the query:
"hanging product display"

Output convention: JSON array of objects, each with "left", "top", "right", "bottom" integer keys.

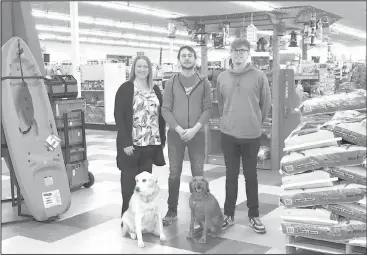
[
  {"left": 246, "top": 22, "right": 258, "bottom": 43},
  {"left": 289, "top": 31, "right": 298, "bottom": 47},
  {"left": 212, "top": 33, "right": 224, "bottom": 49},
  {"left": 167, "top": 21, "right": 177, "bottom": 38},
  {"left": 223, "top": 23, "right": 230, "bottom": 46},
  {"left": 256, "top": 37, "right": 268, "bottom": 52}
]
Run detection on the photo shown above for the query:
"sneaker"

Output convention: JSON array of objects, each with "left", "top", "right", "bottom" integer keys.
[
  {"left": 162, "top": 209, "right": 177, "bottom": 226},
  {"left": 222, "top": 215, "right": 234, "bottom": 230},
  {"left": 249, "top": 217, "right": 266, "bottom": 234}
]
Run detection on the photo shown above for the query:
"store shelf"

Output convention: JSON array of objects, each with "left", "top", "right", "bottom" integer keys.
[{"left": 294, "top": 73, "right": 319, "bottom": 80}]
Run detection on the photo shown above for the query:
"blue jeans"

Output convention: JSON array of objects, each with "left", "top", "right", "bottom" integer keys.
[{"left": 167, "top": 130, "right": 205, "bottom": 212}]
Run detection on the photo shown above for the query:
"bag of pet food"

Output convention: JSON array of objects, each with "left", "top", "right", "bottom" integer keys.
[
  {"left": 322, "top": 121, "right": 366, "bottom": 146},
  {"left": 279, "top": 183, "right": 366, "bottom": 208},
  {"left": 282, "top": 208, "right": 339, "bottom": 226},
  {"left": 322, "top": 166, "right": 366, "bottom": 186},
  {"left": 300, "top": 114, "right": 334, "bottom": 129},
  {"left": 323, "top": 110, "right": 366, "bottom": 126},
  {"left": 281, "top": 220, "right": 366, "bottom": 241},
  {"left": 280, "top": 145, "right": 366, "bottom": 175},
  {"left": 281, "top": 170, "right": 338, "bottom": 190},
  {"left": 284, "top": 130, "right": 341, "bottom": 152},
  {"left": 297, "top": 89, "right": 366, "bottom": 116},
  {"left": 324, "top": 203, "right": 366, "bottom": 223}
]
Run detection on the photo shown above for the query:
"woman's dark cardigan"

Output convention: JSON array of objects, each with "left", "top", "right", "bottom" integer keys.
[{"left": 114, "top": 81, "right": 166, "bottom": 169}]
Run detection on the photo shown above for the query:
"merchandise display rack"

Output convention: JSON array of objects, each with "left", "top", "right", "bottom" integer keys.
[
  {"left": 170, "top": 5, "right": 342, "bottom": 171},
  {"left": 80, "top": 63, "right": 105, "bottom": 125}
]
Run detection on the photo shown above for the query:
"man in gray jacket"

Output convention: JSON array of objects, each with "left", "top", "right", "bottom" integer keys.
[
  {"left": 217, "top": 38, "right": 271, "bottom": 234},
  {"left": 162, "top": 45, "right": 212, "bottom": 225}
]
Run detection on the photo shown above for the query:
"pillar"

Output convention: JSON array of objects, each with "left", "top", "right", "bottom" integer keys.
[
  {"left": 70, "top": 2, "right": 81, "bottom": 97},
  {"left": 200, "top": 34, "right": 208, "bottom": 77},
  {"left": 302, "top": 36, "right": 308, "bottom": 60},
  {"left": 169, "top": 38, "right": 174, "bottom": 64},
  {"left": 271, "top": 24, "right": 281, "bottom": 172}
]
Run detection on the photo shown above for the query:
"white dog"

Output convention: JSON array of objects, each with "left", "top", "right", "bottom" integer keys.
[{"left": 121, "top": 171, "right": 166, "bottom": 248}]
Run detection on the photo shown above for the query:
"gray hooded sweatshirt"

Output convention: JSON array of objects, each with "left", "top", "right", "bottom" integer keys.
[{"left": 216, "top": 63, "right": 271, "bottom": 139}]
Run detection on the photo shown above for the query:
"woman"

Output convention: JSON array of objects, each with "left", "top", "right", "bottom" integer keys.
[{"left": 114, "top": 56, "right": 166, "bottom": 223}]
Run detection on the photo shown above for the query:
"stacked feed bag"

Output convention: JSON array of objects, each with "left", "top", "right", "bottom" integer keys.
[{"left": 279, "top": 89, "right": 367, "bottom": 242}]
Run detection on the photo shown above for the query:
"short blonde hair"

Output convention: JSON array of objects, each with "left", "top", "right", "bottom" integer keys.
[{"left": 129, "top": 56, "right": 153, "bottom": 89}]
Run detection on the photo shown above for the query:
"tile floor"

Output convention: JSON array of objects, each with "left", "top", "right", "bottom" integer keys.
[{"left": 1, "top": 129, "right": 286, "bottom": 254}]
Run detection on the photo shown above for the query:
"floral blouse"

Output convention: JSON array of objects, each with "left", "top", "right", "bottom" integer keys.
[{"left": 132, "top": 86, "right": 161, "bottom": 146}]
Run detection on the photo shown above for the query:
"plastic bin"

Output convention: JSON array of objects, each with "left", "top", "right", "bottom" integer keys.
[
  {"left": 62, "top": 146, "right": 86, "bottom": 164},
  {"left": 51, "top": 98, "right": 86, "bottom": 119},
  {"left": 45, "top": 75, "right": 78, "bottom": 99},
  {"left": 65, "top": 160, "right": 94, "bottom": 189},
  {"left": 59, "top": 127, "right": 83, "bottom": 147}
]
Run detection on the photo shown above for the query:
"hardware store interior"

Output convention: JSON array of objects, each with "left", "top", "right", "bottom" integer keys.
[{"left": 1, "top": 1, "right": 366, "bottom": 254}]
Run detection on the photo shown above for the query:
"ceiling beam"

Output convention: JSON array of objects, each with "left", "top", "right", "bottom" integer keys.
[{"left": 170, "top": 5, "right": 342, "bottom": 34}]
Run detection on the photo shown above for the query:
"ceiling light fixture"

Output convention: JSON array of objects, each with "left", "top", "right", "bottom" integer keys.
[
  {"left": 82, "top": 1, "right": 184, "bottom": 19},
  {"left": 331, "top": 24, "right": 366, "bottom": 39},
  {"left": 35, "top": 25, "right": 195, "bottom": 46},
  {"left": 38, "top": 33, "right": 172, "bottom": 50},
  {"left": 32, "top": 9, "right": 187, "bottom": 36}
]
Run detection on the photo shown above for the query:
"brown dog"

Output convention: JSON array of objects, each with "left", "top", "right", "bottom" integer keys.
[{"left": 187, "top": 176, "right": 224, "bottom": 243}]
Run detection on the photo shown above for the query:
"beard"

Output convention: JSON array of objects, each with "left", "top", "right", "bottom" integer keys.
[{"left": 181, "top": 62, "right": 195, "bottom": 70}]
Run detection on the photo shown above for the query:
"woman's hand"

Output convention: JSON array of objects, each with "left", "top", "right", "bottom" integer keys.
[{"left": 124, "top": 146, "right": 135, "bottom": 156}]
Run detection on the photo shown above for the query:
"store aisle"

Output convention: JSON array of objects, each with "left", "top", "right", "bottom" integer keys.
[{"left": 2, "top": 129, "right": 285, "bottom": 254}]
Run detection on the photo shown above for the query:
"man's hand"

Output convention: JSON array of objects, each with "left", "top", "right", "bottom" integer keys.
[
  {"left": 123, "top": 146, "right": 135, "bottom": 156},
  {"left": 175, "top": 126, "right": 187, "bottom": 137},
  {"left": 181, "top": 128, "right": 197, "bottom": 142}
]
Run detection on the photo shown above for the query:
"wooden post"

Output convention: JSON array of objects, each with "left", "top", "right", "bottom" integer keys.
[
  {"left": 302, "top": 36, "right": 307, "bottom": 60},
  {"left": 201, "top": 34, "right": 209, "bottom": 163},
  {"left": 200, "top": 35, "right": 208, "bottom": 77},
  {"left": 271, "top": 24, "right": 281, "bottom": 172}
]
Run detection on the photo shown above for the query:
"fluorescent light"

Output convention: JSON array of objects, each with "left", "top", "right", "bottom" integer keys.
[
  {"left": 82, "top": 1, "right": 183, "bottom": 19},
  {"left": 32, "top": 9, "right": 69, "bottom": 21},
  {"left": 35, "top": 25, "right": 195, "bottom": 46},
  {"left": 32, "top": 9, "right": 187, "bottom": 36},
  {"left": 331, "top": 24, "right": 366, "bottom": 40},
  {"left": 257, "top": 30, "right": 273, "bottom": 35},
  {"left": 38, "top": 33, "right": 170, "bottom": 49},
  {"left": 233, "top": 1, "right": 278, "bottom": 11}
]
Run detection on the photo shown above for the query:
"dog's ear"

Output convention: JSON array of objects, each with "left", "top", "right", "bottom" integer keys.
[
  {"left": 189, "top": 179, "right": 194, "bottom": 193},
  {"left": 203, "top": 178, "right": 210, "bottom": 194}
]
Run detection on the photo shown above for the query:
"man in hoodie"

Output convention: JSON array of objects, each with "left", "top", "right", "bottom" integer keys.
[
  {"left": 217, "top": 38, "right": 271, "bottom": 234},
  {"left": 161, "top": 45, "right": 212, "bottom": 226}
]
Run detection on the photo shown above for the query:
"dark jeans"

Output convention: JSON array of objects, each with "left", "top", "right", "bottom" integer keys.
[
  {"left": 221, "top": 132, "right": 261, "bottom": 218},
  {"left": 167, "top": 130, "right": 205, "bottom": 212},
  {"left": 120, "top": 145, "right": 154, "bottom": 217}
]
